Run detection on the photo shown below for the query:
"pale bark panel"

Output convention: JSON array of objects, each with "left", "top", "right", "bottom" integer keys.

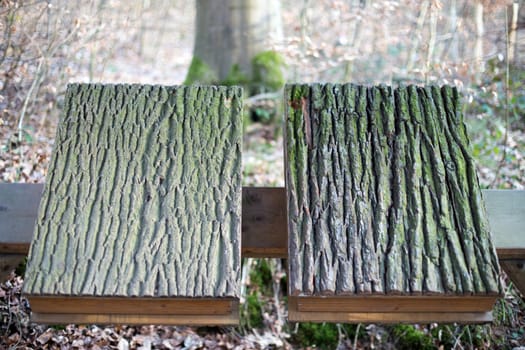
[
  {"left": 24, "top": 84, "right": 242, "bottom": 298},
  {"left": 285, "top": 83, "right": 501, "bottom": 297}
]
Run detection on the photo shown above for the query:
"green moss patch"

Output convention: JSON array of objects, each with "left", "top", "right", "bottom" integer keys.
[
  {"left": 251, "top": 50, "right": 286, "bottom": 93},
  {"left": 184, "top": 57, "right": 218, "bottom": 85}
]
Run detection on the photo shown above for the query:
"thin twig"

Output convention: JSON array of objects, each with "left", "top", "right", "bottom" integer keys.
[
  {"left": 490, "top": 6, "right": 511, "bottom": 188},
  {"left": 17, "top": 57, "right": 44, "bottom": 168},
  {"left": 271, "top": 259, "right": 284, "bottom": 328},
  {"left": 336, "top": 323, "right": 343, "bottom": 349},
  {"left": 406, "top": 1, "right": 429, "bottom": 74},
  {"left": 353, "top": 323, "right": 361, "bottom": 350},
  {"left": 239, "top": 257, "right": 252, "bottom": 333},
  {"left": 426, "top": 1, "right": 437, "bottom": 84},
  {"left": 452, "top": 326, "right": 466, "bottom": 350},
  {"left": 466, "top": 326, "right": 474, "bottom": 349}
]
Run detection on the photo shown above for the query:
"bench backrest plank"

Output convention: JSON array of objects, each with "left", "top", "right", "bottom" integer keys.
[{"left": 1, "top": 186, "right": 523, "bottom": 259}]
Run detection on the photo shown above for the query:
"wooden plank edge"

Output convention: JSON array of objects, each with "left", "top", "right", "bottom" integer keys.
[
  {"left": 497, "top": 249, "right": 525, "bottom": 260},
  {"left": 287, "top": 297, "right": 493, "bottom": 323},
  {"left": 290, "top": 296, "right": 498, "bottom": 313},
  {"left": 27, "top": 296, "right": 238, "bottom": 316},
  {"left": 287, "top": 310, "right": 493, "bottom": 324},
  {"left": 0, "top": 243, "right": 30, "bottom": 255},
  {"left": 241, "top": 247, "right": 287, "bottom": 258},
  {"left": 31, "top": 311, "right": 239, "bottom": 326}
]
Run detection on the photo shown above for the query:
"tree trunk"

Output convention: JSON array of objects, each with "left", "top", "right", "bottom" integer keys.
[
  {"left": 285, "top": 83, "right": 501, "bottom": 297},
  {"left": 185, "top": 0, "right": 285, "bottom": 94}
]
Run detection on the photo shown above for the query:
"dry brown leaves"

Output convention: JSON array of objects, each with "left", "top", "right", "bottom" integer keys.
[
  {"left": 0, "top": 114, "right": 55, "bottom": 183},
  {"left": 0, "top": 272, "right": 292, "bottom": 350}
]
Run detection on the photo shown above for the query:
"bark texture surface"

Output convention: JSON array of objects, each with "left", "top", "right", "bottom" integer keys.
[
  {"left": 24, "top": 84, "right": 242, "bottom": 298},
  {"left": 285, "top": 84, "right": 501, "bottom": 296}
]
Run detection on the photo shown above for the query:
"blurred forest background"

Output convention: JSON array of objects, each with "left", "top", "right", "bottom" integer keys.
[{"left": 1, "top": 0, "right": 524, "bottom": 349}]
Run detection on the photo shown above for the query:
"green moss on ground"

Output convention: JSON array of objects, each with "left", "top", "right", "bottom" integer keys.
[
  {"left": 293, "top": 323, "right": 339, "bottom": 349},
  {"left": 391, "top": 325, "right": 434, "bottom": 350},
  {"left": 292, "top": 323, "right": 363, "bottom": 350},
  {"left": 241, "top": 292, "right": 264, "bottom": 329},
  {"left": 249, "top": 259, "right": 273, "bottom": 295}
]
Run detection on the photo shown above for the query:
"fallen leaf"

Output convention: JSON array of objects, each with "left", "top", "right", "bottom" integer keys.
[{"left": 36, "top": 330, "right": 53, "bottom": 345}]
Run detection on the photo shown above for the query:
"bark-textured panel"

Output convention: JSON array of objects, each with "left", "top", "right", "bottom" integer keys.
[
  {"left": 285, "top": 83, "right": 501, "bottom": 296},
  {"left": 24, "top": 84, "right": 242, "bottom": 298}
]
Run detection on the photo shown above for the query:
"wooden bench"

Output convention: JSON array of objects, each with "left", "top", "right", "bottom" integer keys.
[
  {"left": 1, "top": 185, "right": 524, "bottom": 322},
  {"left": 1, "top": 83, "right": 523, "bottom": 325}
]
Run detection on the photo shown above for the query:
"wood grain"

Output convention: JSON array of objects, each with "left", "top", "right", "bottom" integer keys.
[
  {"left": 285, "top": 84, "right": 502, "bottom": 297},
  {"left": 29, "top": 296, "right": 236, "bottom": 315},
  {"left": 242, "top": 187, "right": 287, "bottom": 257},
  {"left": 23, "top": 84, "right": 243, "bottom": 299},
  {"left": 291, "top": 296, "right": 497, "bottom": 313},
  {"left": 31, "top": 303, "right": 239, "bottom": 326},
  {"left": 287, "top": 297, "right": 493, "bottom": 324},
  {"left": 497, "top": 249, "right": 525, "bottom": 260},
  {"left": 288, "top": 299, "right": 493, "bottom": 323},
  {"left": 287, "top": 312, "right": 493, "bottom": 324}
]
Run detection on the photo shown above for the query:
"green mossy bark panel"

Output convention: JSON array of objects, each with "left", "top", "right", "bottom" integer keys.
[
  {"left": 285, "top": 83, "right": 501, "bottom": 297},
  {"left": 24, "top": 84, "right": 242, "bottom": 298}
]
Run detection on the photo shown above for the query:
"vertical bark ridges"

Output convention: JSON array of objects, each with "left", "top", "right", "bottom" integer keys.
[
  {"left": 24, "top": 84, "right": 243, "bottom": 299},
  {"left": 285, "top": 83, "right": 501, "bottom": 297}
]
